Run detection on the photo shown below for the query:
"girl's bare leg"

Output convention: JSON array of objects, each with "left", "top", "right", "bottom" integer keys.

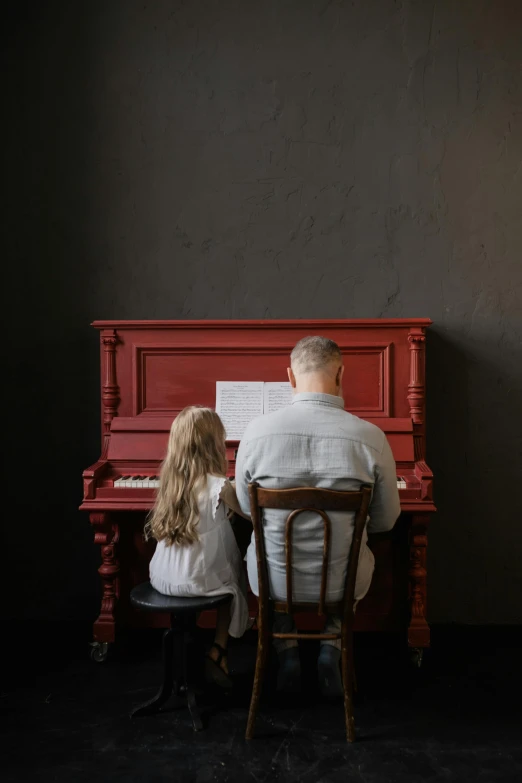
[{"left": 209, "top": 603, "right": 230, "bottom": 674}]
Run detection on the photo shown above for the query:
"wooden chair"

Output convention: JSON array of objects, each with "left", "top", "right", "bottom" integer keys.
[{"left": 245, "top": 483, "right": 372, "bottom": 742}]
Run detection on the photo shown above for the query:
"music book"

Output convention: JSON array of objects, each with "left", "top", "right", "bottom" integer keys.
[{"left": 215, "top": 381, "right": 293, "bottom": 440}]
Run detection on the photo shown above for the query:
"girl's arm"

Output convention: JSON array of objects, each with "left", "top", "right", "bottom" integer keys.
[{"left": 220, "top": 479, "right": 251, "bottom": 519}]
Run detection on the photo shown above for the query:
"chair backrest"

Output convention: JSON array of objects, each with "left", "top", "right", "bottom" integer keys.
[{"left": 247, "top": 484, "right": 373, "bottom": 625}]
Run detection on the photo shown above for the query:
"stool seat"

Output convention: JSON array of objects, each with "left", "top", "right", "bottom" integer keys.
[{"left": 130, "top": 582, "right": 232, "bottom": 613}]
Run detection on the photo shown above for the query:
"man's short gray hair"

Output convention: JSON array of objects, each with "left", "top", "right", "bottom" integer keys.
[{"left": 290, "top": 336, "right": 342, "bottom": 374}]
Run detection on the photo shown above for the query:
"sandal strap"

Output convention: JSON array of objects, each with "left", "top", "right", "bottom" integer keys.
[{"left": 209, "top": 642, "right": 228, "bottom": 666}]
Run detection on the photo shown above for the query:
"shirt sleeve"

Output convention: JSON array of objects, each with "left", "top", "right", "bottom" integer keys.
[
  {"left": 367, "top": 435, "right": 401, "bottom": 534},
  {"left": 209, "top": 475, "right": 227, "bottom": 520},
  {"left": 220, "top": 478, "right": 251, "bottom": 519},
  {"left": 234, "top": 434, "right": 252, "bottom": 518}
]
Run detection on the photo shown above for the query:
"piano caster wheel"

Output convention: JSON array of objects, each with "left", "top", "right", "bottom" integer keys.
[
  {"left": 410, "top": 648, "right": 424, "bottom": 668},
  {"left": 90, "top": 641, "right": 110, "bottom": 663}
]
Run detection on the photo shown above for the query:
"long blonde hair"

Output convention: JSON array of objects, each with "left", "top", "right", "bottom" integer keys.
[{"left": 145, "top": 406, "right": 227, "bottom": 546}]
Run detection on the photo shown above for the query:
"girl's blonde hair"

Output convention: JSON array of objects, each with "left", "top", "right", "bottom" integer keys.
[{"left": 145, "top": 406, "right": 227, "bottom": 546}]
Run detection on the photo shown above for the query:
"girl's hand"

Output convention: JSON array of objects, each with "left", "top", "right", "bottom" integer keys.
[{"left": 220, "top": 479, "right": 250, "bottom": 519}]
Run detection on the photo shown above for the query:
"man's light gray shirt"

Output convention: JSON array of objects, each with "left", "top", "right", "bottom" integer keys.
[{"left": 235, "top": 392, "right": 401, "bottom": 603}]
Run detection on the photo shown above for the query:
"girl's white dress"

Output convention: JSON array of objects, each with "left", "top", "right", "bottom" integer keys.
[{"left": 149, "top": 474, "right": 249, "bottom": 638}]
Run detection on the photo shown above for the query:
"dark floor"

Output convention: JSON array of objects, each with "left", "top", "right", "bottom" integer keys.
[{"left": 2, "top": 625, "right": 521, "bottom": 782}]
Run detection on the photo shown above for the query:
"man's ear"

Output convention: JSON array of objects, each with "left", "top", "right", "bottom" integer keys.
[
  {"left": 287, "top": 367, "right": 297, "bottom": 389},
  {"left": 336, "top": 364, "right": 345, "bottom": 390}
]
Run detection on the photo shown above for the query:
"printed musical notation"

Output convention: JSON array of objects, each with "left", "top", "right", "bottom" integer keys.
[
  {"left": 215, "top": 381, "right": 293, "bottom": 440},
  {"left": 263, "top": 382, "right": 293, "bottom": 414}
]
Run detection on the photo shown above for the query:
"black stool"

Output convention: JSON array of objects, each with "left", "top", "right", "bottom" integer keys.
[{"left": 130, "top": 582, "right": 232, "bottom": 731}]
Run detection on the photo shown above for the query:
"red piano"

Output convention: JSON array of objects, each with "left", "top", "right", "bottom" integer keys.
[{"left": 81, "top": 319, "right": 435, "bottom": 664}]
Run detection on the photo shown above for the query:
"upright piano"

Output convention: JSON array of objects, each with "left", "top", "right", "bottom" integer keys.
[{"left": 81, "top": 319, "right": 435, "bottom": 664}]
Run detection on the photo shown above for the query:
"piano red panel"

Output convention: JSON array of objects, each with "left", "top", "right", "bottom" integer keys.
[
  {"left": 133, "top": 340, "right": 392, "bottom": 417},
  {"left": 105, "top": 416, "right": 414, "bottom": 464}
]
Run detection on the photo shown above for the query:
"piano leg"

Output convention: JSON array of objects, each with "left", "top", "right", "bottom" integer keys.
[
  {"left": 408, "top": 514, "right": 430, "bottom": 654},
  {"left": 89, "top": 512, "right": 120, "bottom": 651}
]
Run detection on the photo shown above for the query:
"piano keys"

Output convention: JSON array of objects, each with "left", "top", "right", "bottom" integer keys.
[
  {"left": 113, "top": 475, "right": 160, "bottom": 489},
  {"left": 80, "top": 319, "right": 436, "bottom": 663},
  {"left": 112, "top": 474, "right": 407, "bottom": 490}
]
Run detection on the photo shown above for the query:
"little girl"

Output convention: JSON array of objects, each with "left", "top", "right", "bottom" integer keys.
[{"left": 146, "top": 406, "right": 250, "bottom": 687}]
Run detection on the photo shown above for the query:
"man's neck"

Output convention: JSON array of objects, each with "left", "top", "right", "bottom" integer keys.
[{"left": 294, "top": 381, "right": 340, "bottom": 396}]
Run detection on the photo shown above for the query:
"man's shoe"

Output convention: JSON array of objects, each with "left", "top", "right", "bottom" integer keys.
[
  {"left": 318, "top": 644, "right": 343, "bottom": 699},
  {"left": 276, "top": 647, "right": 301, "bottom": 693}
]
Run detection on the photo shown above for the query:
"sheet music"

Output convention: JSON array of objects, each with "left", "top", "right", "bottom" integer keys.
[
  {"left": 263, "top": 382, "right": 293, "bottom": 414},
  {"left": 215, "top": 381, "right": 264, "bottom": 440}
]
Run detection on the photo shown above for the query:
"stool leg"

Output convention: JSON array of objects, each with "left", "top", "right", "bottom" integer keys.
[
  {"left": 186, "top": 686, "right": 203, "bottom": 732},
  {"left": 131, "top": 627, "right": 175, "bottom": 718},
  {"left": 175, "top": 615, "right": 203, "bottom": 732}
]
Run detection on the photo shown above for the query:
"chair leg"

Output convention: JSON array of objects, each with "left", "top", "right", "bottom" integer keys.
[
  {"left": 245, "top": 631, "right": 269, "bottom": 740},
  {"left": 131, "top": 627, "right": 175, "bottom": 717},
  {"left": 341, "top": 631, "right": 356, "bottom": 743}
]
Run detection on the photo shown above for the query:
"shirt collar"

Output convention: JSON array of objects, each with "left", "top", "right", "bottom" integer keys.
[{"left": 291, "top": 392, "right": 345, "bottom": 409}]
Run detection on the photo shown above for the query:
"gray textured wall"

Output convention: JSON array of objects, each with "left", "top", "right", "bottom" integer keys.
[{"left": 5, "top": 0, "right": 522, "bottom": 626}]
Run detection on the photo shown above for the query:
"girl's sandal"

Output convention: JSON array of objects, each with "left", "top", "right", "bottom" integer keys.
[{"left": 205, "top": 643, "right": 233, "bottom": 689}]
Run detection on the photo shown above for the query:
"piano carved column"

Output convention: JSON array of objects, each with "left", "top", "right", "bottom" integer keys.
[
  {"left": 408, "top": 514, "right": 430, "bottom": 653},
  {"left": 407, "top": 328, "right": 426, "bottom": 461},
  {"left": 101, "top": 330, "right": 120, "bottom": 457},
  {"left": 90, "top": 512, "right": 120, "bottom": 650}
]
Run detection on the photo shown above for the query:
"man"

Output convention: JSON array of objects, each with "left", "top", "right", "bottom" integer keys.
[{"left": 235, "top": 336, "right": 401, "bottom": 696}]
